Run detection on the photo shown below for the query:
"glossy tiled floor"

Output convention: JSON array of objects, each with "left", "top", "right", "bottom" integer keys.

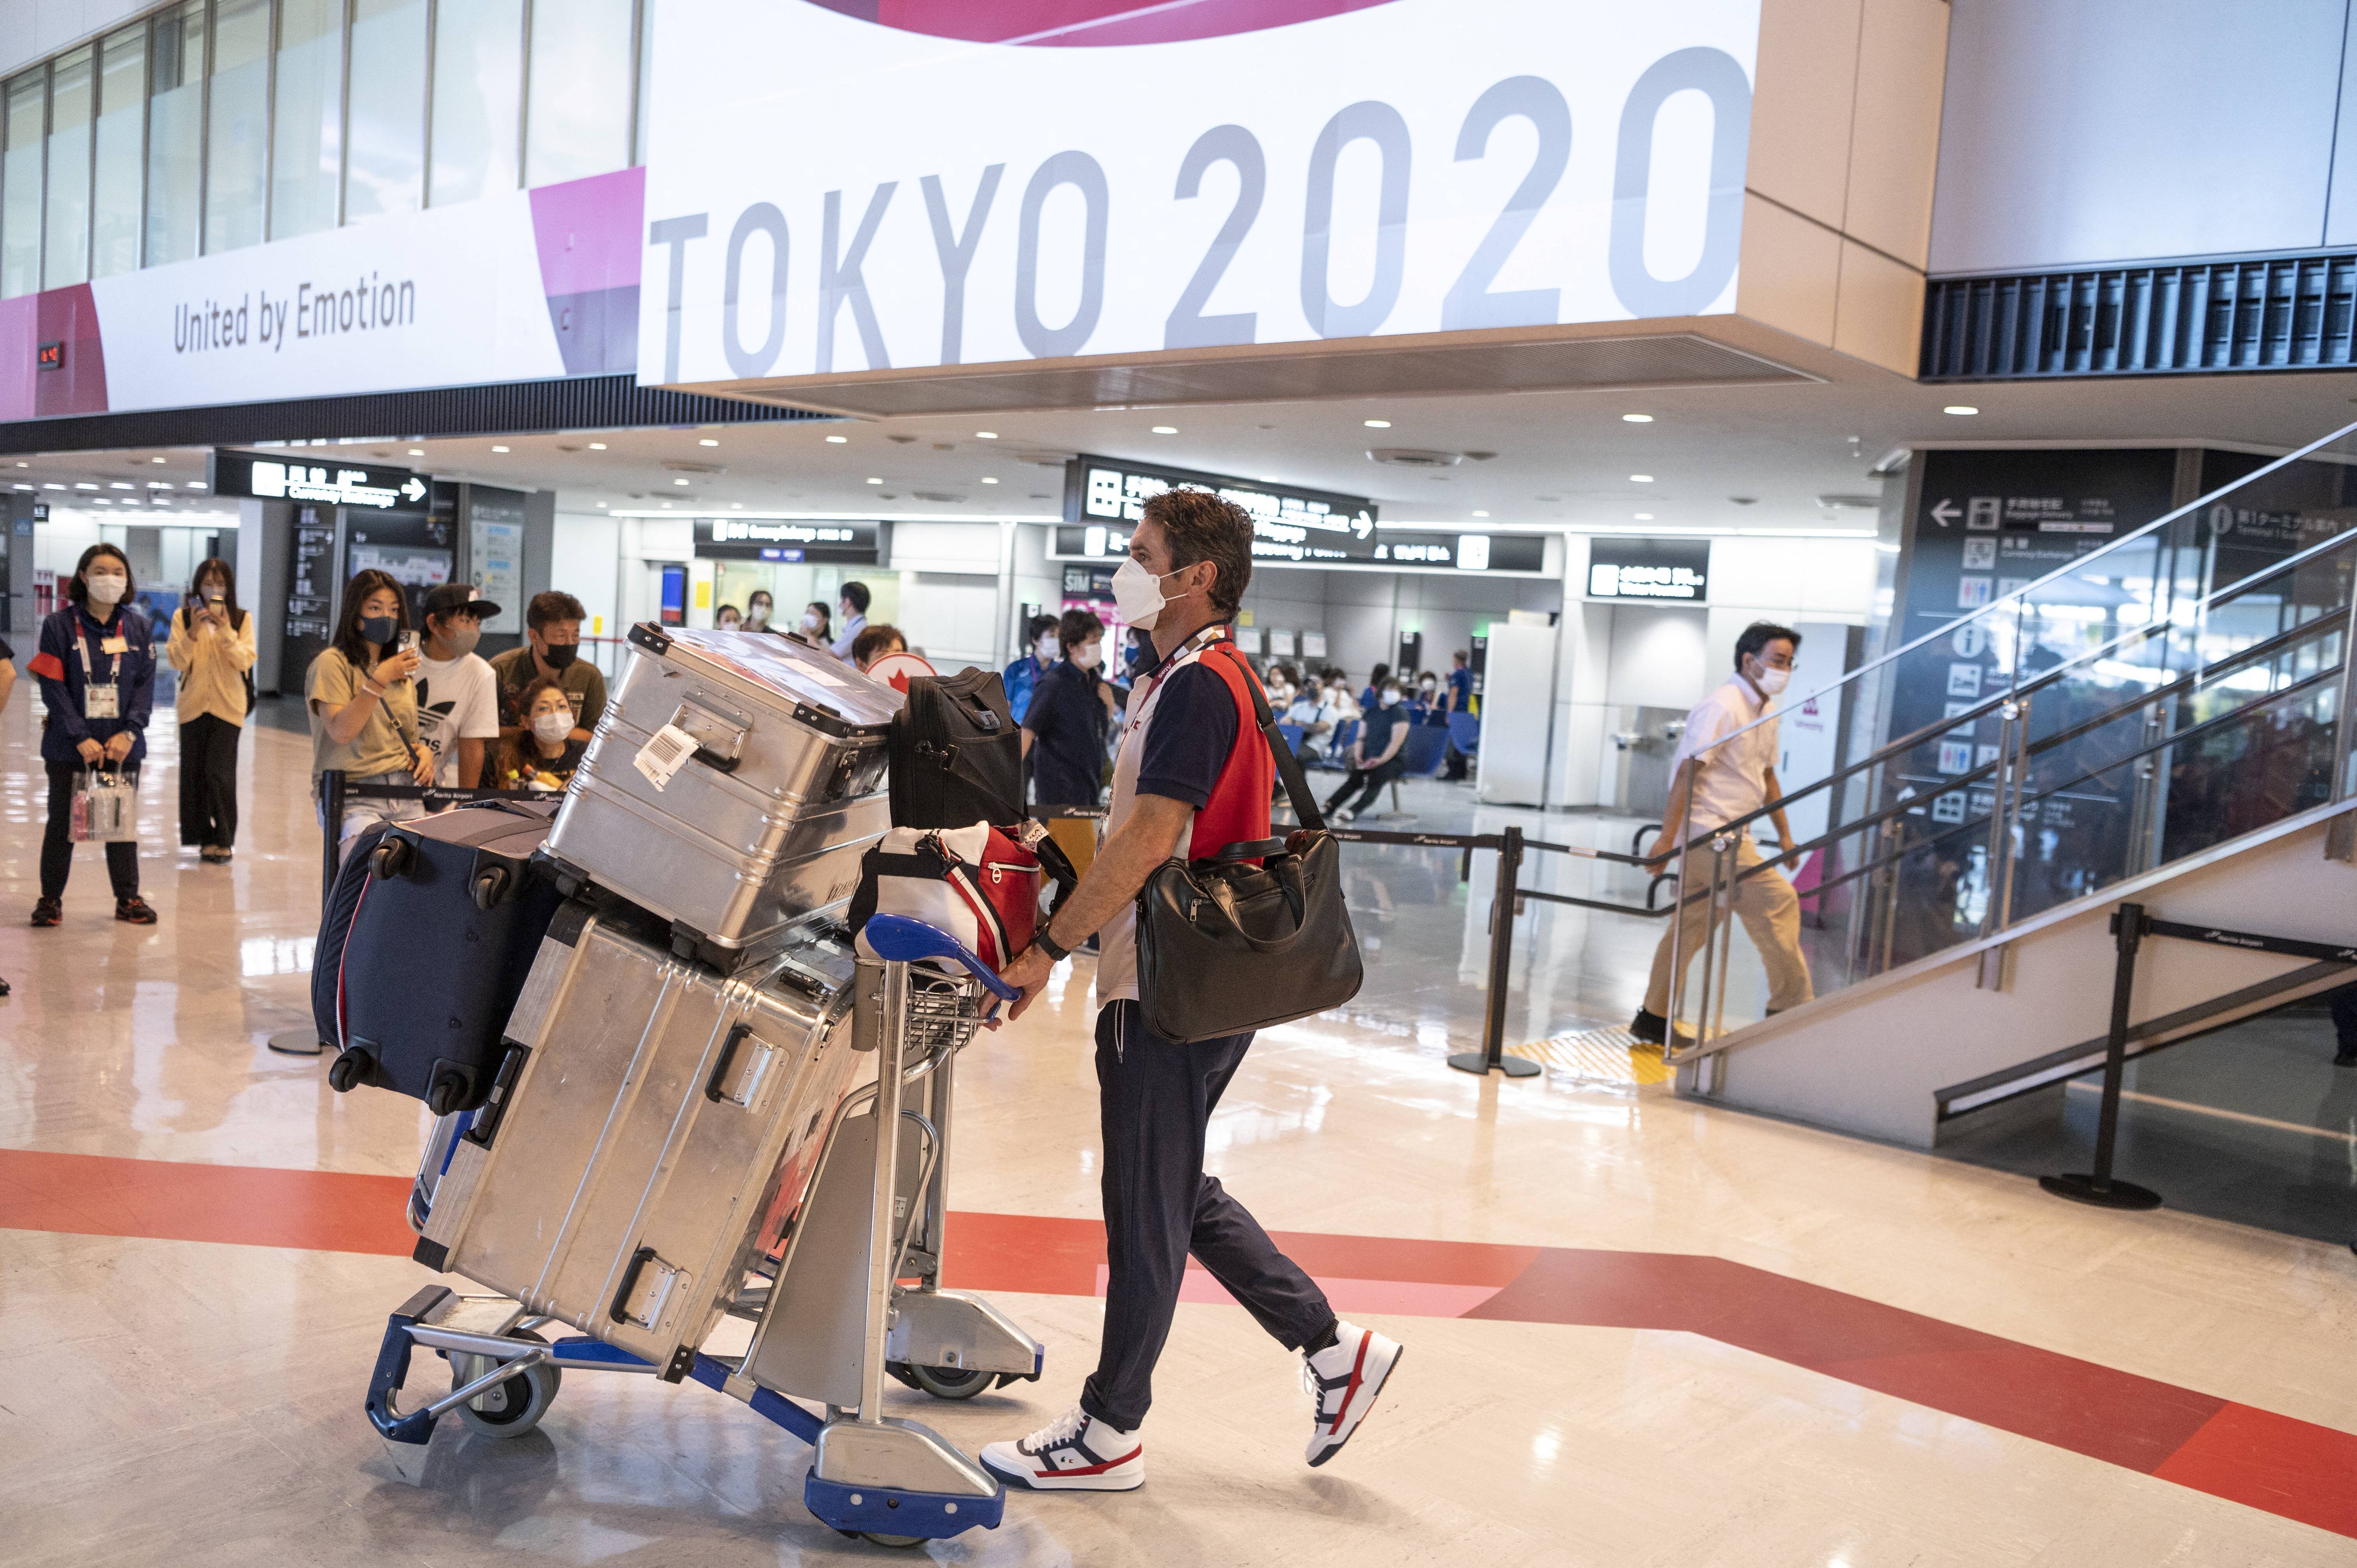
[{"left": 4, "top": 696, "right": 2356, "bottom": 1565}]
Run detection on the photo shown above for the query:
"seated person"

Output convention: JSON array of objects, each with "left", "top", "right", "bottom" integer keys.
[
  {"left": 851, "top": 622, "right": 906, "bottom": 672},
  {"left": 494, "top": 675, "right": 590, "bottom": 791},
  {"left": 1286, "top": 686, "right": 1340, "bottom": 761}
]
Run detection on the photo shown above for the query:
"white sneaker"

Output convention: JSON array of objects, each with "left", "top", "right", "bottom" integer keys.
[
  {"left": 979, "top": 1404, "right": 1145, "bottom": 1492},
  {"left": 1330, "top": 806, "right": 1355, "bottom": 825},
  {"left": 1302, "top": 1322, "right": 1402, "bottom": 1467}
]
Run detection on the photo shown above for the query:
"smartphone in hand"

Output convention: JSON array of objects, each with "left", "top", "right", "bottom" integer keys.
[{"left": 399, "top": 630, "right": 421, "bottom": 655}]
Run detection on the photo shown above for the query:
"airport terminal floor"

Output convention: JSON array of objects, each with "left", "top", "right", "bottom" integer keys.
[{"left": 5, "top": 696, "right": 2356, "bottom": 1564}]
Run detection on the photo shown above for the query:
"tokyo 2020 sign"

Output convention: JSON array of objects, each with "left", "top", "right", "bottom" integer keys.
[{"left": 640, "top": 0, "right": 1760, "bottom": 387}]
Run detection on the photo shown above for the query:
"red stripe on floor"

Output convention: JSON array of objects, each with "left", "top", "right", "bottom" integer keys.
[
  {"left": 0, "top": 1148, "right": 415, "bottom": 1256},
  {"left": 5, "top": 1147, "right": 2354, "bottom": 1540}
]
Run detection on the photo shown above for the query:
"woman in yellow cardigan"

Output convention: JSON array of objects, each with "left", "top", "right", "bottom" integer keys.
[{"left": 164, "top": 558, "right": 258, "bottom": 863}]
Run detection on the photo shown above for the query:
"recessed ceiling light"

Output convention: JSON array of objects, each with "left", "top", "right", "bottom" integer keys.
[
  {"left": 185, "top": 482, "right": 205, "bottom": 489},
  {"left": 596, "top": 501, "right": 607, "bottom": 507},
  {"left": 981, "top": 477, "right": 998, "bottom": 484},
  {"left": 10, "top": 482, "right": 28, "bottom": 490},
  {"left": 93, "top": 497, "right": 111, "bottom": 505},
  {"left": 150, "top": 496, "right": 169, "bottom": 504},
  {"left": 408, "top": 447, "right": 424, "bottom": 456},
  {"left": 975, "top": 431, "right": 998, "bottom": 440},
  {"left": 110, "top": 482, "right": 134, "bottom": 490},
  {"left": 672, "top": 477, "right": 690, "bottom": 486},
  {"left": 1944, "top": 404, "right": 1980, "bottom": 416},
  {"left": 150, "top": 456, "right": 165, "bottom": 464},
  {"left": 1151, "top": 426, "right": 1177, "bottom": 434},
  {"left": 587, "top": 441, "right": 607, "bottom": 450},
  {"left": 730, "top": 501, "right": 743, "bottom": 509},
  {"left": 822, "top": 434, "right": 848, "bottom": 445},
  {"left": 491, "top": 445, "right": 510, "bottom": 452},
  {"left": 1622, "top": 413, "right": 1654, "bottom": 423},
  {"left": 1635, "top": 512, "right": 1654, "bottom": 520},
  {"left": 866, "top": 476, "right": 884, "bottom": 484},
  {"left": 43, "top": 483, "right": 63, "bottom": 489},
  {"left": 699, "top": 438, "right": 719, "bottom": 447},
  {"left": 1364, "top": 419, "right": 1391, "bottom": 429},
  {"left": 1630, "top": 474, "right": 1654, "bottom": 483},
  {"left": 1472, "top": 510, "right": 1490, "bottom": 518},
  {"left": 74, "top": 482, "right": 97, "bottom": 490},
  {"left": 661, "top": 501, "right": 673, "bottom": 509},
  {"left": 147, "top": 481, "right": 169, "bottom": 488}
]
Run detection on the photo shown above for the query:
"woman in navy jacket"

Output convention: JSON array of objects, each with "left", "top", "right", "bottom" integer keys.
[{"left": 26, "top": 543, "right": 157, "bottom": 926}]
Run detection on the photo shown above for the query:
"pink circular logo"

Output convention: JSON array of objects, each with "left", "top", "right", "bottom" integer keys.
[{"left": 805, "top": 0, "right": 1402, "bottom": 48}]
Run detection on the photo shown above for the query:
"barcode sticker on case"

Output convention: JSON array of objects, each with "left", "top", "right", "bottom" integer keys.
[{"left": 634, "top": 723, "right": 696, "bottom": 791}]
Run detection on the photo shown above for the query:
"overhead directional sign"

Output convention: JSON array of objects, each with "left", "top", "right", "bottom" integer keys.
[
  {"left": 1063, "top": 454, "right": 1379, "bottom": 562},
  {"left": 1929, "top": 498, "right": 1961, "bottom": 527},
  {"left": 209, "top": 449, "right": 428, "bottom": 510}
]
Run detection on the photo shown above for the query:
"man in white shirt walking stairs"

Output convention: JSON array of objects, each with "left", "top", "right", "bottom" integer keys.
[{"left": 1631, "top": 621, "right": 1814, "bottom": 1047}]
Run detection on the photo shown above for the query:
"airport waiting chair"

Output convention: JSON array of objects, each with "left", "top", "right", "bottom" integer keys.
[
  {"left": 1378, "top": 724, "right": 1452, "bottom": 819},
  {"left": 1445, "top": 711, "right": 1481, "bottom": 765},
  {"left": 1314, "top": 719, "right": 1361, "bottom": 772}
]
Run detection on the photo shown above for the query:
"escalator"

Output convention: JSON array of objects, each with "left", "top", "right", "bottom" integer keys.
[{"left": 1659, "top": 422, "right": 2357, "bottom": 1155}]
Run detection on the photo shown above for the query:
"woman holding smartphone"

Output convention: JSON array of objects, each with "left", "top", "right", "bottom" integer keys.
[
  {"left": 166, "top": 558, "right": 257, "bottom": 863},
  {"left": 27, "top": 544, "right": 157, "bottom": 927},
  {"left": 306, "top": 569, "right": 434, "bottom": 855}
]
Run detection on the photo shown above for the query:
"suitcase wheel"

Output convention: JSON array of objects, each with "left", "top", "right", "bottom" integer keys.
[
  {"left": 327, "top": 1047, "right": 371, "bottom": 1094},
  {"left": 471, "top": 866, "right": 512, "bottom": 910},
  {"left": 426, "top": 1068, "right": 474, "bottom": 1118},
  {"left": 371, "top": 836, "right": 414, "bottom": 880}
]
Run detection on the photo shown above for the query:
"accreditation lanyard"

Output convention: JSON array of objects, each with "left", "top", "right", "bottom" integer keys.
[
  {"left": 75, "top": 614, "right": 126, "bottom": 720},
  {"left": 1129, "top": 622, "right": 1230, "bottom": 727}
]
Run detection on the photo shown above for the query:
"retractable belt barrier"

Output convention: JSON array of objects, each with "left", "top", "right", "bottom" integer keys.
[{"left": 308, "top": 771, "right": 1709, "bottom": 1086}]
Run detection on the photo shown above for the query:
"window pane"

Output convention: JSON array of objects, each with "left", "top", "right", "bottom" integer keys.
[
  {"left": 44, "top": 47, "right": 92, "bottom": 289},
  {"left": 92, "top": 26, "right": 145, "bottom": 279},
  {"left": 346, "top": 0, "right": 425, "bottom": 221},
  {"left": 1, "top": 73, "right": 43, "bottom": 298},
  {"left": 145, "top": 2, "right": 205, "bottom": 267},
  {"left": 428, "top": 0, "right": 521, "bottom": 207},
  {"left": 205, "top": 0, "right": 270, "bottom": 254},
  {"left": 525, "top": 0, "right": 633, "bottom": 187},
  {"left": 270, "top": 0, "right": 343, "bottom": 238}
]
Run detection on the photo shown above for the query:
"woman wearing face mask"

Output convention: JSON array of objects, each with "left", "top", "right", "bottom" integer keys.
[
  {"left": 1321, "top": 681, "right": 1412, "bottom": 824},
  {"left": 744, "top": 590, "right": 776, "bottom": 632},
  {"left": 165, "top": 558, "right": 257, "bottom": 863},
  {"left": 794, "top": 601, "right": 834, "bottom": 648},
  {"left": 27, "top": 544, "right": 158, "bottom": 926},
  {"left": 495, "top": 676, "right": 592, "bottom": 790},
  {"left": 306, "top": 569, "right": 434, "bottom": 855},
  {"left": 714, "top": 604, "right": 743, "bottom": 631},
  {"left": 1002, "top": 613, "right": 1061, "bottom": 725},
  {"left": 1020, "top": 609, "right": 1113, "bottom": 811}
]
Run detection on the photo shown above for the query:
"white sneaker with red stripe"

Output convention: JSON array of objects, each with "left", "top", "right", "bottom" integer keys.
[
  {"left": 1302, "top": 1322, "right": 1403, "bottom": 1467},
  {"left": 980, "top": 1404, "right": 1145, "bottom": 1492}
]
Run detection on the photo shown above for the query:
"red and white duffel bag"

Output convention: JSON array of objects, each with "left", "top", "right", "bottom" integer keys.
[{"left": 848, "top": 821, "right": 1044, "bottom": 969}]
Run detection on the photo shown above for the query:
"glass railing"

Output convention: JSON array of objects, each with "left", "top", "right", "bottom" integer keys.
[{"left": 1664, "top": 420, "right": 2357, "bottom": 1051}]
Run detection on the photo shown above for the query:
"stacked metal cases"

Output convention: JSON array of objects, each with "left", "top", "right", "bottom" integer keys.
[
  {"left": 547, "top": 624, "right": 900, "bottom": 956},
  {"left": 416, "top": 900, "right": 863, "bottom": 1377}
]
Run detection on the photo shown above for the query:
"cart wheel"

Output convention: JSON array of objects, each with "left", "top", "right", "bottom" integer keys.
[
  {"left": 902, "top": 1362, "right": 994, "bottom": 1400},
  {"left": 860, "top": 1534, "right": 925, "bottom": 1549},
  {"left": 450, "top": 1330, "right": 560, "bottom": 1438}
]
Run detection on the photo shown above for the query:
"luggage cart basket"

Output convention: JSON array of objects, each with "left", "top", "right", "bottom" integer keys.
[{"left": 365, "top": 916, "right": 1038, "bottom": 1550}]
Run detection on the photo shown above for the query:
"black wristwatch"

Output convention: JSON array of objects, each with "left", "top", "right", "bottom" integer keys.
[{"left": 1033, "top": 927, "right": 1072, "bottom": 963}]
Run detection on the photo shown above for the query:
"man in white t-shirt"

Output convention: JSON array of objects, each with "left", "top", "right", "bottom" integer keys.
[
  {"left": 413, "top": 584, "right": 504, "bottom": 789},
  {"left": 1633, "top": 622, "right": 1813, "bottom": 1045}
]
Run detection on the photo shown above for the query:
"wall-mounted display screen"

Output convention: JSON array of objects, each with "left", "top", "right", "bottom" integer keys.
[{"left": 1585, "top": 536, "right": 1710, "bottom": 600}]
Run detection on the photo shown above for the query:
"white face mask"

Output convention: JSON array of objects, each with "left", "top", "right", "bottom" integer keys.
[
  {"left": 1037, "top": 636, "right": 1058, "bottom": 661},
  {"left": 802, "top": 611, "right": 823, "bottom": 632},
  {"left": 532, "top": 711, "right": 574, "bottom": 745},
  {"left": 1072, "top": 640, "right": 1103, "bottom": 669},
  {"left": 1111, "top": 556, "right": 1179, "bottom": 629},
  {"left": 85, "top": 571, "right": 128, "bottom": 607},
  {"left": 1751, "top": 664, "right": 1792, "bottom": 696},
  {"left": 1381, "top": 688, "right": 1401, "bottom": 707},
  {"left": 748, "top": 604, "right": 771, "bottom": 627}
]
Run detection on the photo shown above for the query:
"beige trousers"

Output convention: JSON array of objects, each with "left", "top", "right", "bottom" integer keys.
[{"left": 1643, "top": 837, "right": 1813, "bottom": 1019}]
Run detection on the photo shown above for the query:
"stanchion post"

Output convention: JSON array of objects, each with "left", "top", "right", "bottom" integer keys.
[
  {"left": 319, "top": 769, "right": 347, "bottom": 904},
  {"left": 1450, "top": 824, "right": 1539, "bottom": 1079},
  {"left": 2040, "top": 902, "right": 2162, "bottom": 1210}
]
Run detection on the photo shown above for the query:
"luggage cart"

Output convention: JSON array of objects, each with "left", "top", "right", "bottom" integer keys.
[{"left": 362, "top": 916, "right": 1037, "bottom": 1550}]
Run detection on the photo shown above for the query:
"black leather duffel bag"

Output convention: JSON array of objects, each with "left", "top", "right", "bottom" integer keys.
[
  {"left": 889, "top": 667, "right": 1024, "bottom": 828},
  {"left": 1134, "top": 646, "right": 1362, "bottom": 1042}
]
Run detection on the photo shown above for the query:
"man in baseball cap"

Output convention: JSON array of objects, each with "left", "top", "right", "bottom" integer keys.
[{"left": 416, "top": 584, "right": 504, "bottom": 789}]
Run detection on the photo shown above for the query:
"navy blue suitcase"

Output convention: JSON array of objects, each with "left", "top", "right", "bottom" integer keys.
[{"left": 317, "top": 802, "right": 562, "bottom": 1115}]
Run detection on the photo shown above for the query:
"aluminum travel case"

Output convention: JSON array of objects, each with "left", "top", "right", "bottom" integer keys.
[
  {"left": 417, "top": 901, "right": 862, "bottom": 1376},
  {"left": 547, "top": 623, "right": 899, "bottom": 953}
]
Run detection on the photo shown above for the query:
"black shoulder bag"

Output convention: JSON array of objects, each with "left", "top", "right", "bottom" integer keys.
[{"left": 1134, "top": 644, "right": 1363, "bottom": 1043}]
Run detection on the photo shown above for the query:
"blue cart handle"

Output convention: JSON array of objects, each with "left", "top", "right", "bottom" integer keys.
[{"left": 862, "top": 914, "right": 1023, "bottom": 1003}]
